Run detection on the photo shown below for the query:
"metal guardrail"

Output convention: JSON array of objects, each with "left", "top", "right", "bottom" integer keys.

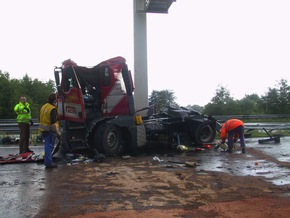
[
  {"left": 0, "top": 119, "right": 40, "bottom": 134},
  {"left": 1, "top": 115, "right": 290, "bottom": 134},
  {"left": 212, "top": 114, "right": 290, "bottom": 122},
  {"left": 212, "top": 115, "right": 290, "bottom": 132},
  {"left": 244, "top": 123, "right": 290, "bottom": 131},
  {"left": 0, "top": 118, "right": 39, "bottom": 123}
]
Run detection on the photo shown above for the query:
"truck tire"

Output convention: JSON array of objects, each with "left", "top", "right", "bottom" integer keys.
[
  {"left": 95, "top": 123, "right": 123, "bottom": 155},
  {"left": 191, "top": 123, "right": 216, "bottom": 144}
]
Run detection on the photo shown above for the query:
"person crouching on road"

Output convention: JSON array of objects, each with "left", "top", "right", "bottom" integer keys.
[
  {"left": 219, "top": 119, "right": 246, "bottom": 154},
  {"left": 39, "top": 93, "right": 61, "bottom": 168},
  {"left": 14, "top": 96, "right": 33, "bottom": 154}
]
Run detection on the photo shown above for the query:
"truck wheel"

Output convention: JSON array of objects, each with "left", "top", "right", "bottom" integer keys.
[
  {"left": 191, "top": 123, "right": 216, "bottom": 144},
  {"left": 95, "top": 123, "right": 122, "bottom": 155}
]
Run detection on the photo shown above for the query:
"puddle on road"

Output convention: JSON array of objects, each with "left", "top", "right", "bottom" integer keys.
[
  {"left": 194, "top": 150, "right": 290, "bottom": 186},
  {"left": 269, "top": 176, "right": 290, "bottom": 186},
  {"left": 277, "top": 156, "right": 290, "bottom": 162},
  {"left": 243, "top": 162, "right": 290, "bottom": 186}
]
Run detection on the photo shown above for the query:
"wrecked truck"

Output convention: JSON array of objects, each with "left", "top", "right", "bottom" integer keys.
[{"left": 54, "top": 56, "right": 217, "bottom": 156}]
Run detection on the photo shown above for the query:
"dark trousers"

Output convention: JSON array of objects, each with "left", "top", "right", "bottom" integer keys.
[
  {"left": 227, "top": 125, "right": 245, "bottom": 149},
  {"left": 18, "top": 122, "right": 30, "bottom": 153}
]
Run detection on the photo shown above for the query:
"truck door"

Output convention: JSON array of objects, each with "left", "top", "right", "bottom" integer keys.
[
  {"left": 100, "top": 64, "right": 130, "bottom": 116},
  {"left": 57, "top": 66, "right": 86, "bottom": 123}
]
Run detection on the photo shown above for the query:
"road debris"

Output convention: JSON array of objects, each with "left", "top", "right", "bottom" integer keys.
[
  {"left": 167, "top": 160, "right": 197, "bottom": 168},
  {"left": 153, "top": 156, "right": 163, "bottom": 162}
]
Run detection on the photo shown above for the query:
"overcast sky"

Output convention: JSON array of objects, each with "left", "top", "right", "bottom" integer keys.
[{"left": 1, "top": 0, "right": 289, "bottom": 106}]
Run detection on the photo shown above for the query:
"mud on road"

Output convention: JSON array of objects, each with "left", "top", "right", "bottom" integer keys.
[{"left": 1, "top": 138, "right": 290, "bottom": 218}]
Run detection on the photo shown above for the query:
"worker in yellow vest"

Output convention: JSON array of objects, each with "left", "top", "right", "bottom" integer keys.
[{"left": 39, "top": 93, "right": 61, "bottom": 168}]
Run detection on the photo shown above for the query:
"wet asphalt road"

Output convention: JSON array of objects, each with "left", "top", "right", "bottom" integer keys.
[
  {"left": 0, "top": 144, "right": 46, "bottom": 218},
  {"left": 194, "top": 136, "right": 290, "bottom": 186},
  {"left": 0, "top": 136, "right": 290, "bottom": 217}
]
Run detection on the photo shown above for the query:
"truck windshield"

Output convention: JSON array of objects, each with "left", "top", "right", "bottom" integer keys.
[{"left": 63, "top": 67, "right": 78, "bottom": 92}]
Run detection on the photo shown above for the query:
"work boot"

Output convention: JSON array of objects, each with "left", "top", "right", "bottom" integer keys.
[
  {"left": 45, "top": 163, "right": 58, "bottom": 169},
  {"left": 226, "top": 148, "right": 232, "bottom": 153},
  {"left": 214, "top": 145, "right": 220, "bottom": 151},
  {"left": 242, "top": 148, "right": 246, "bottom": 154}
]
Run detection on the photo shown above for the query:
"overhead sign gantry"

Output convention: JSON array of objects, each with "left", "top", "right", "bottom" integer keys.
[{"left": 144, "top": 0, "right": 176, "bottom": 13}]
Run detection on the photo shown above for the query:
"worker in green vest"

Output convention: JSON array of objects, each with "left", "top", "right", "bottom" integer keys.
[{"left": 14, "top": 96, "right": 33, "bottom": 154}]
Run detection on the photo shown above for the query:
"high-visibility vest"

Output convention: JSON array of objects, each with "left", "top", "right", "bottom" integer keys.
[
  {"left": 220, "top": 119, "right": 244, "bottom": 141},
  {"left": 39, "top": 103, "right": 59, "bottom": 132},
  {"left": 14, "top": 102, "right": 32, "bottom": 123}
]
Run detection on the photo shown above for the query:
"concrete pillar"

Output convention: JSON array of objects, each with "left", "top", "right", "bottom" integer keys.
[{"left": 133, "top": 0, "right": 149, "bottom": 114}]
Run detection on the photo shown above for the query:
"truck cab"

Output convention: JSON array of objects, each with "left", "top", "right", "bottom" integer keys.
[
  {"left": 54, "top": 57, "right": 141, "bottom": 155},
  {"left": 54, "top": 56, "right": 217, "bottom": 157}
]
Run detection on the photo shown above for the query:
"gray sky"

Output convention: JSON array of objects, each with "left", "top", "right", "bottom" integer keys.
[{"left": 1, "top": 0, "right": 289, "bottom": 106}]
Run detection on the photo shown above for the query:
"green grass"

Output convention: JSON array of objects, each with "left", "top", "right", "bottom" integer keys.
[
  {"left": 245, "top": 129, "right": 290, "bottom": 137},
  {"left": 243, "top": 118, "right": 290, "bottom": 122}
]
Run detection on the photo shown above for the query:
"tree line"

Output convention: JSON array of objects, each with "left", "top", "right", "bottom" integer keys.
[
  {"left": 0, "top": 71, "right": 55, "bottom": 119},
  {"left": 149, "top": 78, "right": 290, "bottom": 115},
  {"left": 0, "top": 69, "right": 289, "bottom": 120}
]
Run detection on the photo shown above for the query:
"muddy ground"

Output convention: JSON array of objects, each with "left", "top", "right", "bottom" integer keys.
[{"left": 1, "top": 137, "right": 290, "bottom": 218}]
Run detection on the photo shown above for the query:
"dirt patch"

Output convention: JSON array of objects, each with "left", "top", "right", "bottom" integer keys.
[{"left": 35, "top": 146, "right": 290, "bottom": 218}]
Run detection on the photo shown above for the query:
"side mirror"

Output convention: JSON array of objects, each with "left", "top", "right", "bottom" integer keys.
[{"left": 54, "top": 68, "right": 61, "bottom": 86}]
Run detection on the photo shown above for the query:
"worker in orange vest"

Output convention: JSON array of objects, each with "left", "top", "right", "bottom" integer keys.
[{"left": 219, "top": 119, "right": 246, "bottom": 154}]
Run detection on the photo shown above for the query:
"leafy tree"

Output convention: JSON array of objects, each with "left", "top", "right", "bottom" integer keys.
[
  {"left": 0, "top": 72, "right": 55, "bottom": 119},
  {"left": 148, "top": 90, "right": 177, "bottom": 113},
  {"left": 275, "top": 79, "right": 289, "bottom": 113},
  {"left": 1, "top": 67, "right": 289, "bottom": 119},
  {"left": 262, "top": 88, "right": 280, "bottom": 113},
  {"left": 210, "top": 84, "right": 232, "bottom": 104},
  {"left": 261, "top": 79, "right": 290, "bottom": 114},
  {"left": 239, "top": 94, "right": 262, "bottom": 115},
  {"left": 203, "top": 85, "right": 238, "bottom": 115},
  {"left": 0, "top": 71, "right": 15, "bottom": 118},
  {"left": 222, "top": 99, "right": 240, "bottom": 115}
]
